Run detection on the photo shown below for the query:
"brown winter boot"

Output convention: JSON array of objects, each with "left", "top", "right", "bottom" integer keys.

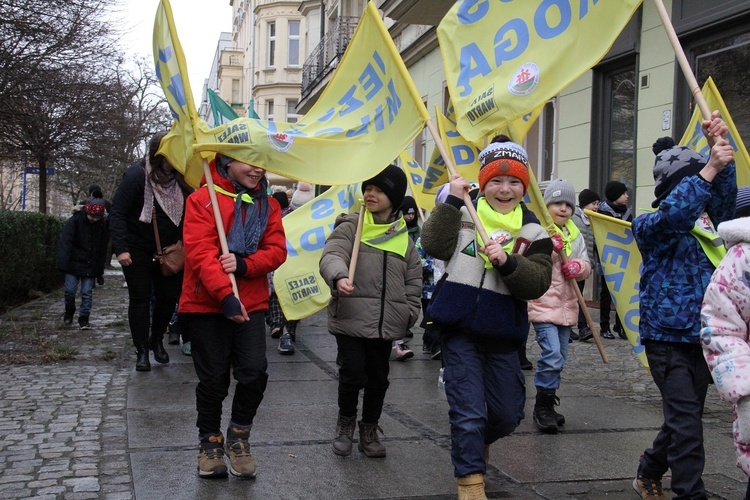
[
  {"left": 457, "top": 473, "right": 487, "bottom": 500},
  {"left": 332, "top": 414, "right": 357, "bottom": 456},
  {"left": 357, "top": 421, "right": 386, "bottom": 458}
]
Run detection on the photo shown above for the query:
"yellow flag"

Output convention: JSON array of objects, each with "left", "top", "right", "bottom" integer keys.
[
  {"left": 152, "top": 0, "right": 200, "bottom": 179},
  {"left": 438, "top": 0, "right": 641, "bottom": 142},
  {"left": 399, "top": 150, "right": 435, "bottom": 211},
  {"left": 679, "top": 77, "right": 750, "bottom": 187},
  {"left": 435, "top": 106, "right": 482, "bottom": 182},
  {"left": 587, "top": 210, "right": 648, "bottom": 369},
  {"left": 189, "top": 1, "right": 430, "bottom": 188},
  {"left": 273, "top": 184, "right": 362, "bottom": 320}
]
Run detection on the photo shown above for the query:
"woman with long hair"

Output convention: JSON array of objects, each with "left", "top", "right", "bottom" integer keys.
[{"left": 109, "top": 131, "right": 193, "bottom": 371}]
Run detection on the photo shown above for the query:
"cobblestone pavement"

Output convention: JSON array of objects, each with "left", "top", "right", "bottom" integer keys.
[{"left": 0, "top": 266, "right": 737, "bottom": 499}]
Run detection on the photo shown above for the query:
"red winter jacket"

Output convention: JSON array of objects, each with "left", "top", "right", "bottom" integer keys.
[{"left": 179, "top": 160, "right": 287, "bottom": 315}]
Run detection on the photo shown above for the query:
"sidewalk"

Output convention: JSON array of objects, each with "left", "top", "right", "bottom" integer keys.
[{"left": 0, "top": 265, "right": 746, "bottom": 499}]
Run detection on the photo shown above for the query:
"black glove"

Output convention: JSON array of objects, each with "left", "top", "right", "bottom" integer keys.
[
  {"left": 97, "top": 275, "right": 104, "bottom": 286},
  {"left": 221, "top": 295, "right": 243, "bottom": 318}
]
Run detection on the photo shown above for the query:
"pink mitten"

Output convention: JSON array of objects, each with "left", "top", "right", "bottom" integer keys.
[
  {"left": 562, "top": 260, "right": 582, "bottom": 279},
  {"left": 551, "top": 234, "right": 564, "bottom": 253}
]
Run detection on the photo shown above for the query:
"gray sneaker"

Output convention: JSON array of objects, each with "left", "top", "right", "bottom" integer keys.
[{"left": 278, "top": 333, "right": 295, "bottom": 355}]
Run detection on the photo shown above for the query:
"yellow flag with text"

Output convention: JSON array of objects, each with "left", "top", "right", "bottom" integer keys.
[
  {"left": 189, "top": 1, "right": 430, "bottom": 188},
  {"left": 152, "top": 0, "right": 199, "bottom": 177},
  {"left": 679, "top": 77, "right": 750, "bottom": 187},
  {"left": 273, "top": 184, "right": 362, "bottom": 320},
  {"left": 587, "top": 211, "right": 648, "bottom": 369},
  {"left": 399, "top": 150, "right": 435, "bottom": 212},
  {"left": 437, "top": 0, "right": 641, "bottom": 142}
]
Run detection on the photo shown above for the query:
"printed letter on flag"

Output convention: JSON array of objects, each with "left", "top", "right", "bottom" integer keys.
[
  {"left": 587, "top": 211, "right": 648, "bottom": 369},
  {"left": 399, "top": 150, "right": 435, "bottom": 211},
  {"left": 679, "top": 77, "right": 750, "bottom": 187},
  {"left": 438, "top": 0, "right": 641, "bottom": 142},
  {"left": 273, "top": 184, "right": 362, "bottom": 320}
]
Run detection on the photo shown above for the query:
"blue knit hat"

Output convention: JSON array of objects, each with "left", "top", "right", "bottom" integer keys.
[{"left": 736, "top": 186, "right": 750, "bottom": 218}]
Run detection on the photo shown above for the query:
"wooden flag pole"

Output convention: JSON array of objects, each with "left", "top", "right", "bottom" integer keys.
[
  {"left": 347, "top": 206, "right": 366, "bottom": 282},
  {"left": 202, "top": 159, "right": 240, "bottom": 298},
  {"left": 424, "top": 119, "right": 490, "bottom": 244},
  {"left": 652, "top": 0, "right": 711, "bottom": 120}
]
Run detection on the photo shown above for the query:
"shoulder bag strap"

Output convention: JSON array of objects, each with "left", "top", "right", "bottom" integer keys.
[{"left": 151, "top": 204, "right": 163, "bottom": 255}]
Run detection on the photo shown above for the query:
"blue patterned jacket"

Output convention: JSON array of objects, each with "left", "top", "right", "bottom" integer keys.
[{"left": 633, "top": 165, "right": 736, "bottom": 344}]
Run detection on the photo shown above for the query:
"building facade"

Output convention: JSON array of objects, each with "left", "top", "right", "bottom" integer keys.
[{"left": 298, "top": 0, "right": 750, "bottom": 214}]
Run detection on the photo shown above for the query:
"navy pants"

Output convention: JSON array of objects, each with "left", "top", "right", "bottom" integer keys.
[
  {"left": 441, "top": 331, "right": 525, "bottom": 477},
  {"left": 188, "top": 311, "right": 268, "bottom": 437},
  {"left": 640, "top": 341, "right": 711, "bottom": 499}
]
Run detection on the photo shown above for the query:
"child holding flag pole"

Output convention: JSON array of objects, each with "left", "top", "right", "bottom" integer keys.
[
  {"left": 421, "top": 133, "right": 553, "bottom": 499},
  {"left": 320, "top": 164, "right": 422, "bottom": 458}
]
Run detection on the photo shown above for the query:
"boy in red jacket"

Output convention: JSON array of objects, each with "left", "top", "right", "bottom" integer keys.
[{"left": 180, "top": 154, "right": 287, "bottom": 479}]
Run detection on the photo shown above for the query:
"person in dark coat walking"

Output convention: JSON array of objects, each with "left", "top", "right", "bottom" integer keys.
[{"left": 57, "top": 197, "right": 110, "bottom": 329}]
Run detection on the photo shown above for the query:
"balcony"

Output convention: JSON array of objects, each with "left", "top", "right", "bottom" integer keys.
[
  {"left": 379, "top": 0, "right": 453, "bottom": 27},
  {"left": 300, "top": 16, "right": 358, "bottom": 101}
]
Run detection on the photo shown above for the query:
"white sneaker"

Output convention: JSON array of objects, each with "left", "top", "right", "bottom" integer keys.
[{"left": 393, "top": 341, "right": 413, "bottom": 361}]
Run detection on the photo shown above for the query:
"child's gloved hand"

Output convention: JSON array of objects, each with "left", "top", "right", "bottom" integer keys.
[
  {"left": 551, "top": 234, "right": 564, "bottom": 253},
  {"left": 562, "top": 260, "right": 582, "bottom": 279}
]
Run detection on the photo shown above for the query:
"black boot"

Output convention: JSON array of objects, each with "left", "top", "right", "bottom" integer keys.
[
  {"left": 332, "top": 414, "right": 357, "bottom": 456},
  {"left": 517, "top": 343, "right": 532, "bottom": 370},
  {"left": 533, "top": 388, "right": 560, "bottom": 434},
  {"left": 150, "top": 334, "right": 170, "bottom": 364},
  {"left": 358, "top": 421, "right": 386, "bottom": 458},
  {"left": 136, "top": 346, "right": 151, "bottom": 372},
  {"left": 64, "top": 306, "right": 75, "bottom": 326}
]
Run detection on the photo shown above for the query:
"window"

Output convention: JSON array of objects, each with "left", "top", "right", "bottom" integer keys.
[
  {"left": 266, "top": 100, "right": 274, "bottom": 121},
  {"left": 526, "top": 98, "right": 557, "bottom": 182},
  {"left": 267, "top": 22, "right": 276, "bottom": 67},
  {"left": 231, "top": 79, "right": 240, "bottom": 104},
  {"left": 288, "top": 20, "right": 300, "bottom": 66},
  {"left": 286, "top": 99, "right": 299, "bottom": 123}
]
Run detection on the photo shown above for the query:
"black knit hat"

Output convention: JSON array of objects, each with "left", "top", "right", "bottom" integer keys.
[
  {"left": 399, "top": 195, "right": 417, "bottom": 216},
  {"left": 578, "top": 188, "right": 600, "bottom": 208},
  {"left": 272, "top": 191, "right": 289, "bottom": 210},
  {"left": 362, "top": 164, "right": 407, "bottom": 213},
  {"left": 651, "top": 139, "right": 706, "bottom": 208},
  {"left": 604, "top": 181, "right": 628, "bottom": 203}
]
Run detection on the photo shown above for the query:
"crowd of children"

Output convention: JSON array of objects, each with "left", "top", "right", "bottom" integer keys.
[{"left": 55, "top": 111, "right": 750, "bottom": 499}]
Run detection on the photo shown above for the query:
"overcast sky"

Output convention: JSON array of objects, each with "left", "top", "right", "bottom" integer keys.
[{"left": 118, "top": 0, "right": 234, "bottom": 108}]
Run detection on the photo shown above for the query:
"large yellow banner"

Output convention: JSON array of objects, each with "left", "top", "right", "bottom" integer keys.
[
  {"left": 679, "top": 77, "right": 750, "bottom": 187},
  {"left": 437, "top": 0, "right": 641, "bottom": 143},
  {"left": 273, "top": 184, "right": 362, "bottom": 320},
  {"left": 154, "top": 1, "right": 429, "bottom": 188},
  {"left": 190, "top": 1, "right": 430, "bottom": 188},
  {"left": 399, "top": 150, "right": 435, "bottom": 212},
  {"left": 587, "top": 211, "right": 648, "bottom": 369}
]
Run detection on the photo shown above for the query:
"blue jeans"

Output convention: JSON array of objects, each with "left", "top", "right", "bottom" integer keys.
[
  {"left": 64, "top": 274, "right": 94, "bottom": 317},
  {"left": 640, "top": 341, "right": 710, "bottom": 499},
  {"left": 441, "top": 332, "right": 525, "bottom": 477},
  {"left": 532, "top": 322, "right": 571, "bottom": 390}
]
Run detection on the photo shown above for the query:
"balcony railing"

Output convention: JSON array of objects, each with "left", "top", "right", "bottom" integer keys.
[{"left": 301, "top": 16, "right": 358, "bottom": 99}]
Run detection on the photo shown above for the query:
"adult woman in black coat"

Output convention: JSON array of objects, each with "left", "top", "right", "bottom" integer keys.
[{"left": 109, "top": 132, "right": 193, "bottom": 371}]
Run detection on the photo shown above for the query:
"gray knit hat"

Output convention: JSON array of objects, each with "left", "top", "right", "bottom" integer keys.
[
  {"left": 544, "top": 178, "right": 576, "bottom": 209},
  {"left": 736, "top": 186, "right": 750, "bottom": 218}
]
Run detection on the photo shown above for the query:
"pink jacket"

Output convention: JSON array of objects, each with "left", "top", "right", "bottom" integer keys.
[
  {"left": 527, "top": 228, "right": 591, "bottom": 326},
  {"left": 701, "top": 217, "right": 750, "bottom": 476}
]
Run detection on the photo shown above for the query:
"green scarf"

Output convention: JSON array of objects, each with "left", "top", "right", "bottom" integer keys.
[
  {"left": 361, "top": 210, "right": 409, "bottom": 257},
  {"left": 476, "top": 198, "right": 523, "bottom": 269}
]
